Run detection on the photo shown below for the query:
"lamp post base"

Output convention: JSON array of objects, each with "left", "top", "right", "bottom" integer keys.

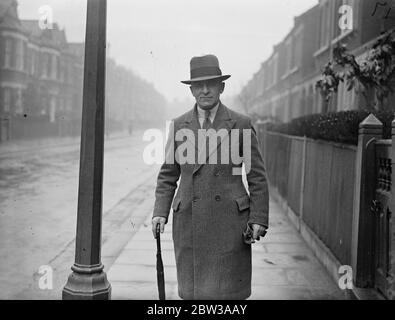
[{"left": 62, "top": 263, "right": 111, "bottom": 300}]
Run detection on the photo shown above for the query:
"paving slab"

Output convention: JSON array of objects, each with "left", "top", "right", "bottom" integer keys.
[
  {"left": 252, "top": 252, "right": 323, "bottom": 269},
  {"left": 110, "top": 281, "right": 180, "bottom": 300},
  {"left": 116, "top": 249, "right": 176, "bottom": 266},
  {"left": 262, "top": 243, "right": 314, "bottom": 254},
  {"left": 249, "top": 285, "right": 344, "bottom": 300},
  {"left": 108, "top": 264, "right": 178, "bottom": 283}
]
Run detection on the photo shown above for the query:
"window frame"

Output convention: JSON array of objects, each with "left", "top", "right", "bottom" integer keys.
[
  {"left": 3, "top": 37, "right": 13, "bottom": 69},
  {"left": 2, "top": 87, "right": 12, "bottom": 113}
]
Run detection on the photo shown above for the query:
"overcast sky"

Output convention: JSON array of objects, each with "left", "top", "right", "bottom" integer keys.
[{"left": 18, "top": 0, "right": 318, "bottom": 102}]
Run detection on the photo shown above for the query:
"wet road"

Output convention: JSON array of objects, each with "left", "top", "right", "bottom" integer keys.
[{"left": 0, "top": 131, "right": 159, "bottom": 299}]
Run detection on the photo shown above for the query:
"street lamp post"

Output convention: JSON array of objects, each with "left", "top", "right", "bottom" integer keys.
[{"left": 62, "top": 0, "right": 111, "bottom": 300}]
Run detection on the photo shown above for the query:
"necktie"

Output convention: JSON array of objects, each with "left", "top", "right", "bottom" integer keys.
[
  {"left": 202, "top": 110, "right": 212, "bottom": 130},
  {"left": 202, "top": 110, "right": 212, "bottom": 161}
]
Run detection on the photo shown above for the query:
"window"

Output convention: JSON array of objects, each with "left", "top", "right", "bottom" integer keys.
[
  {"left": 51, "top": 55, "right": 58, "bottom": 79},
  {"left": 41, "top": 53, "right": 48, "bottom": 77},
  {"left": 47, "top": 54, "right": 52, "bottom": 78},
  {"left": 272, "top": 53, "right": 279, "bottom": 84},
  {"left": 293, "top": 29, "right": 303, "bottom": 69},
  {"left": 35, "top": 53, "right": 39, "bottom": 76},
  {"left": 266, "top": 54, "right": 279, "bottom": 87},
  {"left": 59, "top": 59, "right": 63, "bottom": 81},
  {"left": 30, "top": 49, "right": 36, "bottom": 75},
  {"left": 40, "top": 53, "right": 52, "bottom": 78},
  {"left": 15, "top": 39, "right": 24, "bottom": 71},
  {"left": 284, "top": 38, "right": 292, "bottom": 74},
  {"left": 257, "top": 69, "right": 265, "bottom": 95},
  {"left": 49, "top": 96, "right": 56, "bottom": 122},
  {"left": 23, "top": 43, "right": 28, "bottom": 72},
  {"left": 14, "top": 89, "right": 23, "bottom": 115},
  {"left": 3, "top": 38, "right": 13, "bottom": 68},
  {"left": 262, "top": 65, "right": 268, "bottom": 90},
  {"left": 26, "top": 48, "right": 31, "bottom": 74},
  {"left": 59, "top": 60, "right": 64, "bottom": 81},
  {"left": 68, "top": 63, "right": 74, "bottom": 84},
  {"left": 64, "top": 61, "right": 69, "bottom": 83},
  {"left": 266, "top": 61, "right": 272, "bottom": 88},
  {"left": 40, "top": 95, "right": 48, "bottom": 115},
  {"left": 318, "top": 0, "right": 331, "bottom": 49},
  {"left": 3, "top": 88, "right": 11, "bottom": 113}
]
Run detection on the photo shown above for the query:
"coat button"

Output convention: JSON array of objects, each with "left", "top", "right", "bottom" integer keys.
[{"left": 215, "top": 195, "right": 221, "bottom": 201}]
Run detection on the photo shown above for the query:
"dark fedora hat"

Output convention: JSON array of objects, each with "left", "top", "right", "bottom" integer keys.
[{"left": 181, "top": 54, "right": 231, "bottom": 85}]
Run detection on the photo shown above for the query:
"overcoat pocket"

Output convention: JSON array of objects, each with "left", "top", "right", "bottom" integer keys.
[
  {"left": 172, "top": 198, "right": 181, "bottom": 213},
  {"left": 235, "top": 195, "right": 250, "bottom": 212}
]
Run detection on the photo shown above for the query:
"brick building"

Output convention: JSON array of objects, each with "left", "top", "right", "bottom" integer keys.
[{"left": 240, "top": 0, "right": 395, "bottom": 122}]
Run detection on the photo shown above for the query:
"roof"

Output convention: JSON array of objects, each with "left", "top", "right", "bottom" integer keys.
[
  {"left": 0, "top": 0, "right": 22, "bottom": 30},
  {"left": 0, "top": 0, "right": 15, "bottom": 19},
  {"left": 21, "top": 20, "right": 68, "bottom": 48},
  {"left": 1, "top": 1, "right": 82, "bottom": 59},
  {"left": 21, "top": 19, "right": 42, "bottom": 38},
  {"left": 282, "top": 3, "right": 319, "bottom": 42}
]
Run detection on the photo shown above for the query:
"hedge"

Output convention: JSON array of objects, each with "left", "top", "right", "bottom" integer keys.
[{"left": 265, "top": 110, "right": 394, "bottom": 145}]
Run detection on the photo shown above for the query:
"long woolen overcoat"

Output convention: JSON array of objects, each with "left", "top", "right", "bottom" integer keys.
[{"left": 153, "top": 102, "right": 269, "bottom": 300}]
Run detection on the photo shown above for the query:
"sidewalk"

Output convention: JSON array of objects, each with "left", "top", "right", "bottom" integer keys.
[{"left": 107, "top": 197, "right": 346, "bottom": 300}]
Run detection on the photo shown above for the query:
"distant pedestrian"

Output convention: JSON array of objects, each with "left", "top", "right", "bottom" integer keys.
[
  {"left": 128, "top": 119, "right": 134, "bottom": 136},
  {"left": 152, "top": 54, "right": 269, "bottom": 300}
]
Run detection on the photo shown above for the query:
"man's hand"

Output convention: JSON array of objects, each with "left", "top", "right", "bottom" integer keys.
[
  {"left": 251, "top": 224, "right": 267, "bottom": 241},
  {"left": 152, "top": 217, "right": 167, "bottom": 239}
]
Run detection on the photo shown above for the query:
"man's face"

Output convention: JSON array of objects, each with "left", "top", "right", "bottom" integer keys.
[{"left": 190, "top": 79, "right": 225, "bottom": 110}]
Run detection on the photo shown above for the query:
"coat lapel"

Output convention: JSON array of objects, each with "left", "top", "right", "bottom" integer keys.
[
  {"left": 193, "top": 103, "right": 236, "bottom": 175},
  {"left": 178, "top": 104, "right": 200, "bottom": 158}
]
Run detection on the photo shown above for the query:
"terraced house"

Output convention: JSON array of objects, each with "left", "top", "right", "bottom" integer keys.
[
  {"left": 0, "top": 0, "right": 167, "bottom": 142},
  {"left": 240, "top": 0, "right": 395, "bottom": 123},
  {"left": 0, "top": 0, "right": 84, "bottom": 141}
]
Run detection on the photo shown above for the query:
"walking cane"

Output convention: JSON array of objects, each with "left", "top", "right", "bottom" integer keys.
[{"left": 156, "top": 224, "right": 166, "bottom": 300}]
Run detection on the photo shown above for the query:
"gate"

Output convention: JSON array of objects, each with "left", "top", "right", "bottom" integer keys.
[{"left": 372, "top": 140, "right": 393, "bottom": 299}]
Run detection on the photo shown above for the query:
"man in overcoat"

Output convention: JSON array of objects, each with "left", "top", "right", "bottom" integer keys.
[{"left": 152, "top": 54, "right": 269, "bottom": 300}]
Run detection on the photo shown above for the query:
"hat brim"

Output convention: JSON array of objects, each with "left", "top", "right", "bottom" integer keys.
[{"left": 181, "top": 75, "right": 231, "bottom": 85}]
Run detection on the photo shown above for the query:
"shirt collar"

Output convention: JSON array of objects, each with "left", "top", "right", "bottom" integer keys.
[{"left": 197, "top": 102, "right": 220, "bottom": 120}]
